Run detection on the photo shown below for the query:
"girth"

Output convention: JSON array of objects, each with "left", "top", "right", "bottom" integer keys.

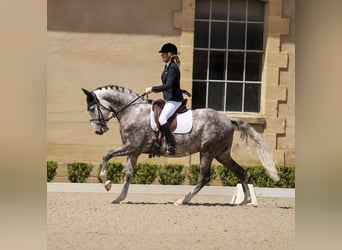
[{"left": 152, "top": 99, "right": 188, "bottom": 132}]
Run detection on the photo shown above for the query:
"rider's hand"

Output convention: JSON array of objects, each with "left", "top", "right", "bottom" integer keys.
[{"left": 145, "top": 87, "right": 153, "bottom": 94}]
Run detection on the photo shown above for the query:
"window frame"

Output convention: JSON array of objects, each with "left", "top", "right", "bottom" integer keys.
[{"left": 192, "top": 0, "right": 265, "bottom": 113}]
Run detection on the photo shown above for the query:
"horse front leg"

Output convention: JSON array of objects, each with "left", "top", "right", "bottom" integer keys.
[
  {"left": 174, "top": 153, "right": 213, "bottom": 205},
  {"left": 112, "top": 155, "right": 138, "bottom": 204},
  {"left": 99, "top": 159, "right": 111, "bottom": 191},
  {"left": 100, "top": 146, "right": 136, "bottom": 191}
]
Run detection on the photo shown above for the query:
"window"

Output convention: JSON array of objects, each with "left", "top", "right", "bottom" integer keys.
[{"left": 192, "top": 0, "right": 265, "bottom": 113}]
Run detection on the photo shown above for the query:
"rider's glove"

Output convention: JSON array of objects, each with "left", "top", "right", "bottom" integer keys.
[{"left": 145, "top": 87, "right": 153, "bottom": 94}]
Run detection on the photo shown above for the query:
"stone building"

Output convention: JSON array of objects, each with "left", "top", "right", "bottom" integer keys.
[{"left": 47, "top": 0, "right": 295, "bottom": 167}]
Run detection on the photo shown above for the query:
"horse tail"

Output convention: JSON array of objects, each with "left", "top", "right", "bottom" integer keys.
[{"left": 231, "top": 118, "right": 280, "bottom": 182}]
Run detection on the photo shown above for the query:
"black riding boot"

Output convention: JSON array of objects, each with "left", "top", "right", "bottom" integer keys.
[{"left": 160, "top": 123, "right": 175, "bottom": 155}]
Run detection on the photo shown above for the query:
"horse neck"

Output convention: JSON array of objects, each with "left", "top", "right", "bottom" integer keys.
[{"left": 94, "top": 86, "right": 143, "bottom": 115}]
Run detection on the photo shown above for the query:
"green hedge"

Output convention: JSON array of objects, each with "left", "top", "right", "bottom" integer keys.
[
  {"left": 187, "top": 164, "right": 217, "bottom": 186},
  {"left": 217, "top": 164, "right": 295, "bottom": 188},
  {"left": 131, "top": 162, "right": 160, "bottom": 184},
  {"left": 48, "top": 161, "right": 295, "bottom": 188},
  {"left": 97, "top": 162, "right": 124, "bottom": 183},
  {"left": 216, "top": 164, "right": 240, "bottom": 186},
  {"left": 67, "top": 162, "right": 93, "bottom": 183},
  {"left": 276, "top": 165, "right": 295, "bottom": 188},
  {"left": 245, "top": 165, "right": 295, "bottom": 188},
  {"left": 158, "top": 164, "right": 185, "bottom": 185},
  {"left": 47, "top": 161, "right": 58, "bottom": 182}
]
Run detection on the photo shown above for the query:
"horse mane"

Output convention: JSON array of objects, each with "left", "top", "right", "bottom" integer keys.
[{"left": 95, "top": 85, "right": 140, "bottom": 98}]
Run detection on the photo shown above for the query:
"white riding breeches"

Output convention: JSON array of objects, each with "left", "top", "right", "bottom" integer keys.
[{"left": 158, "top": 100, "right": 182, "bottom": 126}]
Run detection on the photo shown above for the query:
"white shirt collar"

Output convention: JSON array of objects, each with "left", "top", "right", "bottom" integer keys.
[{"left": 165, "top": 60, "right": 171, "bottom": 68}]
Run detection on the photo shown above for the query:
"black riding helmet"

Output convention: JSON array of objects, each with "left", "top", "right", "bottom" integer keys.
[{"left": 158, "top": 43, "right": 178, "bottom": 54}]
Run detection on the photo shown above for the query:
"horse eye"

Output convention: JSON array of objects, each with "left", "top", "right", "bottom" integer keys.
[{"left": 89, "top": 107, "right": 95, "bottom": 112}]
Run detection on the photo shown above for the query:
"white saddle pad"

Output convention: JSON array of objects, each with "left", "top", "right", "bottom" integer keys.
[{"left": 150, "top": 107, "right": 193, "bottom": 134}]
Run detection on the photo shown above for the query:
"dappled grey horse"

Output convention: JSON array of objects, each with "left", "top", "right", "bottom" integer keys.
[{"left": 82, "top": 85, "right": 279, "bottom": 205}]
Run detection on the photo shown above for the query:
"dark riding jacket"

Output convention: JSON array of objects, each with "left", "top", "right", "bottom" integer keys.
[{"left": 151, "top": 60, "right": 183, "bottom": 102}]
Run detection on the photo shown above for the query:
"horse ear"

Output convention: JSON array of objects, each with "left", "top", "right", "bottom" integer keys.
[
  {"left": 82, "top": 88, "right": 95, "bottom": 110},
  {"left": 81, "top": 88, "right": 92, "bottom": 97}
]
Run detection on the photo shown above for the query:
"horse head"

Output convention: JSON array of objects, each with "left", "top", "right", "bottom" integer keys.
[{"left": 82, "top": 88, "right": 112, "bottom": 135}]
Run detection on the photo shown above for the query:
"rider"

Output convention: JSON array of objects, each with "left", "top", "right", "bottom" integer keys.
[{"left": 145, "top": 43, "right": 183, "bottom": 155}]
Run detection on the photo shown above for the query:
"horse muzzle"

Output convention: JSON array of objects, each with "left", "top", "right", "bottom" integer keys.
[{"left": 94, "top": 124, "right": 109, "bottom": 135}]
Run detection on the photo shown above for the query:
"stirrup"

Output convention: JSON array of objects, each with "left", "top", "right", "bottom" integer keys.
[{"left": 166, "top": 144, "right": 175, "bottom": 155}]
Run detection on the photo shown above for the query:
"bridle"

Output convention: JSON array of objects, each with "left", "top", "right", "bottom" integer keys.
[
  {"left": 89, "top": 92, "right": 147, "bottom": 126},
  {"left": 89, "top": 101, "right": 114, "bottom": 129}
]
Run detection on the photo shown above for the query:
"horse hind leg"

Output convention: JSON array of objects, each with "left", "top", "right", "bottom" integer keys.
[
  {"left": 112, "top": 155, "right": 138, "bottom": 204},
  {"left": 174, "top": 153, "right": 213, "bottom": 206},
  {"left": 215, "top": 152, "right": 252, "bottom": 205}
]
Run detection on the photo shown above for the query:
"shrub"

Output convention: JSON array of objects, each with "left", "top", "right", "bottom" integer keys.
[
  {"left": 131, "top": 162, "right": 160, "bottom": 184},
  {"left": 246, "top": 165, "right": 276, "bottom": 187},
  {"left": 158, "top": 164, "right": 185, "bottom": 185},
  {"left": 245, "top": 165, "right": 295, "bottom": 188},
  {"left": 187, "top": 164, "right": 217, "bottom": 186},
  {"left": 67, "top": 162, "right": 93, "bottom": 183},
  {"left": 254, "top": 165, "right": 295, "bottom": 188},
  {"left": 47, "top": 161, "right": 58, "bottom": 182},
  {"left": 273, "top": 165, "right": 295, "bottom": 188},
  {"left": 97, "top": 161, "right": 124, "bottom": 183},
  {"left": 216, "top": 164, "right": 240, "bottom": 186},
  {"left": 217, "top": 164, "right": 295, "bottom": 188}
]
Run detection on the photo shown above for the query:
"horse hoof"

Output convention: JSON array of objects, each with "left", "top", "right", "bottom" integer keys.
[
  {"left": 104, "top": 180, "right": 112, "bottom": 191},
  {"left": 111, "top": 199, "right": 121, "bottom": 204},
  {"left": 174, "top": 199, "right": 184, "bottom": 206}
]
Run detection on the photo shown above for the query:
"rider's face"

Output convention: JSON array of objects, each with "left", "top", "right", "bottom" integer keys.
[{"left": 161, "top": 52, "right": 170, "bottom": 63}]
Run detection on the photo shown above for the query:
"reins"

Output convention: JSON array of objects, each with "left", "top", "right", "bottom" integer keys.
[
  {"left": 115, "top": 93, "right": 147, "bottom": 116},
  {"left": 90, "top": 92, "right": 146, "bottom": 123}
]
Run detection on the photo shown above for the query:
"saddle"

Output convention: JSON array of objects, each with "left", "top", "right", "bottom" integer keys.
[{"left": 152, "top": 99, "right": 188, "bottom": 132}]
